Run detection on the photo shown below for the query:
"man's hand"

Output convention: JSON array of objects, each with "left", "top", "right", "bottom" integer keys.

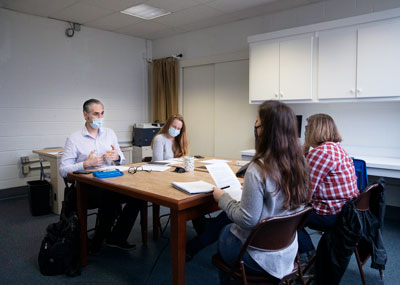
[
  {"left": 83, "top": 150, "right": 104, "bottom": 168},
  {"left": 105, "top": 145, "right": 119, "bottom": 162},
  {"left": 213, "top": 187, "right": 225, "bottom": 202}
]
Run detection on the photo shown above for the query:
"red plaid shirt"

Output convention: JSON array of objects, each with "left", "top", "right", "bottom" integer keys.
[{"left": 307, "top": 142, "right": 359, "bottom": 215}]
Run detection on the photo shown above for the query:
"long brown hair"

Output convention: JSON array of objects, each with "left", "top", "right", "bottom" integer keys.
[
  {"left": 153, "top": 114, "right": 189, "bottom": 158},
  {"left": 252, "top": 101, "right": 311, "bottom": 210},
  {"left": 304, "top": 114, "right": 342, "bottom": 148}
]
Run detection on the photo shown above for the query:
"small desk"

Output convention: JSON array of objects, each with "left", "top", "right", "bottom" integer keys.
[
  {"left": 32, "top": 149, "right": 64, "bottom": 214},
  {"left": 69, "top": 158, "right": 241, "bottom": 285},
  {"left": 241, "top": 149, "right": 400, "bottom": 179},
  {"left": 33, "top": 146, "right": 134, "bottom": 214}
]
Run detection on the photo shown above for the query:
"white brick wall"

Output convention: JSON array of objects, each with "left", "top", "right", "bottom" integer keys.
[{"left": 0, "top": 9, "right": 149, "bottom": 190}]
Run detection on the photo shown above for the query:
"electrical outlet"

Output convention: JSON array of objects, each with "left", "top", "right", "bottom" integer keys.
[
  {"left": 22, "top": 165, "right": 30, "bottom": 175},
  {"left": 20, "top": 156, "right": 30, "bottom": 164}
]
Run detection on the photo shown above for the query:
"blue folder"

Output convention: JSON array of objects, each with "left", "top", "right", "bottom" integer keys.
[{"left": 92, "top": 169, "right": 124, "bottom": 178}]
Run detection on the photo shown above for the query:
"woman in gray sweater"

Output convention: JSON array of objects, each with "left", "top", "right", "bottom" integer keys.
[
  {"left": 151, "top": 114, "right": 188, "bottom": 161},
  {"left": 213, "top": 100, "right": 311, "bottom": 281}
]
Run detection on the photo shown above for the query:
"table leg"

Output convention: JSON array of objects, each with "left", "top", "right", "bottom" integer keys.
[
  {"left": 152, "top": 204, "right": 160, "bottom": 240},
  {"left": 76, "top": 181, "right": 88, "bottom": 267},
  {"left": 140, "top": 201, "right": 148, "bottom": 244},
  {"left": 170, "top": 209, "right": 187, "bottom": 285}
]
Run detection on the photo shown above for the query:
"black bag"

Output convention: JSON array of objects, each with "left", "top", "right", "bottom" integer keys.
[{"left": 38, "top": 182, "right": 81, "bottom": 277}]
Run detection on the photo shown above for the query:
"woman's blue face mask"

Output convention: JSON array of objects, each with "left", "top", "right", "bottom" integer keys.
[{"left": 168, "top": 127, "right": 180, "bottom": 138}]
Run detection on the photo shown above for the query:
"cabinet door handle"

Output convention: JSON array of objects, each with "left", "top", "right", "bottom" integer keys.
[
  {"left": 357, "top": 88, "right": 362, "bottom": 93},
  {"left": 274, "top": 93, "right": 278, "bottom": 98},
  {"left": 350, "top": 89, "right": 355, "bottom": 94},
  {"left": 279, "top": 92, "right": 283, "bottom": 98}
]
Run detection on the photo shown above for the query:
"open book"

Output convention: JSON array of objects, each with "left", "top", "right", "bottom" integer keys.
[{"left": 171, "top": 180, "right": 215, "bottom": 195}]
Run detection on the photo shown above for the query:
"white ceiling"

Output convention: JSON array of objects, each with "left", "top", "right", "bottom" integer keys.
[{"left": 0, "top": 0, "right": 324, "bottom": 40}]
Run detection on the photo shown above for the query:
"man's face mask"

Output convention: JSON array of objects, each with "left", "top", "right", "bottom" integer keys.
[{"left": 90, "top": 118, "right": 104, "bottom": 129}]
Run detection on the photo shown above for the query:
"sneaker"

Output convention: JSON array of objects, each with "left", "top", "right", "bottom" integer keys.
[{"left": 105, "top": 240, "right": 136, "bottom": 251}]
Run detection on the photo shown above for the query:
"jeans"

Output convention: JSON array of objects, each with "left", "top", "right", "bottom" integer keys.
[
  {"left": 218, "top": 224, "right": 265, "bottom": 284},
  {"left": 187, "top": 211, "right": 232, "bottom": 257},
  {"left": 298, "top": 210, "right": 338, "bottom": 254}
]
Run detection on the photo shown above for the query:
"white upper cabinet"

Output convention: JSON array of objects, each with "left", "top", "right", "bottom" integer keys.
[
  {"left": 249, "top": 41, "right": 279, "bottom": 101},
  {"left": 318, "top": 18, "right": 400, "bottom": 99},
  {"left": 249, "top": 34, "right": 313, "bottom": 102},
  {"left": 357, "top": 18, "right": 400, "bottom": 98},
  {"left": 317, "top": 27, "right": 357, "bottom": 99},
  {"left": 249, "top": 9, "right": 400, "bottom": 103},
  {"left": 279, "top": 35, "right": 313, "bottom": 101}
]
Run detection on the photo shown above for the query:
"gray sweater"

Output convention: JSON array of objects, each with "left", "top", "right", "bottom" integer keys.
[
  {"left": 152, "top": 134, "right": 174, "bottom": 161},
  {"left": 218, "top": 162, "right": 302, "bottom": 279}
]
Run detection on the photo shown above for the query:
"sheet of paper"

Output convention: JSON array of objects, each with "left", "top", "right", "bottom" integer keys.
[
  {"left": 200, "top": 159, "right": 232, "bottom": 164},
  {"left": 205, "top": 163, "right": 242, "bottom": 201},
  {"left": 153, "top": 157, "right": 185, "bottom": 164},
  {"left": 141, "top": 164, "right": 171, "bottom": 171},
  {"left": 97, "top": 166, "right": 131, "bottom": 171}
]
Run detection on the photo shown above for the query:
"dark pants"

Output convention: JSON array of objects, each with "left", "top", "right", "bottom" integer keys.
[
  {"left": 187, "top": 211, "right": 232, "bottom": 257},
  {"left": 298, "top": 210, "right": 339, "bottom": 254},
  {"left": 89, "top": 188, "right": 141, "bottom": 245}
]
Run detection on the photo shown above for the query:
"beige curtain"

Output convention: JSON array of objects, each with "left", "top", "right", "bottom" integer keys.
[{"left": 152, "top": 57, "right": 179, "bottom": 123}]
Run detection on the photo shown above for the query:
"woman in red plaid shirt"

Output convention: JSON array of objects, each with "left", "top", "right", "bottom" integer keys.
[{"left": 298, "top": 114, "right": 359, "bottom": 261}]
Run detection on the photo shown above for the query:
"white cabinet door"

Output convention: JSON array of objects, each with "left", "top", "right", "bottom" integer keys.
[
  {"left": 249, "top": 41, "right": 279, "bottom": 102},
  {"left": 317, "top": 27, "right": 357, "bottom": 99},
  {"left": 357, "top": 18, "right": 400, "bottom": 98},
  {"left": 280, "top": 34, "right": 314, "bottom": 101}
]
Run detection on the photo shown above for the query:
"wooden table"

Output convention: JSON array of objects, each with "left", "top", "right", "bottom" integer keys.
[{"left": 69, "top": 158, "right": 242, "bottom": 285}]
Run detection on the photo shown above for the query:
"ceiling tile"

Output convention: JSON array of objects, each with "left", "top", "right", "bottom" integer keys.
[
  {"left": 153, "top": 4, "right": 223, "bottom": 27},
  {"left": 146, "top": 0, "right": 200, "bottom": 12},
  {"left": 193, "top": 0, "right": 216, "bottom": 4},
  {"left": 49, "top": 2, "right": 113, "bottom": 24},
  {"left": 3, "top": 0, "right": 79, "bottom": 17},
  {"left": 83, "top": 0, "right": 145, "bottom": 12},
  {"left": 206, "top": 0, "right": 276, "bottom": 14},
  {"left": 114, "top": 20, "right": 170, "bottom": 37},
  {"left": 180, "top": 13, "right": 242, "bottom": 32},
  {"left": 85, "top": 11, "right": 143, "bottom": 30},
  {"left": 144, "top": 26, "right": 188, "bottom": 40}
]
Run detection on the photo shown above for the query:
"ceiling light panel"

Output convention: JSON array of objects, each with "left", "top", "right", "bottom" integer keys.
[{"left": 121, "top": 4, "right": 171, "bottom": 20}]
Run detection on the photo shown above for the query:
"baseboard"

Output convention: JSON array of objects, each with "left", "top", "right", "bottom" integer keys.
[{"left": 0, "top": 186, "right": 28, "bottom": 200}]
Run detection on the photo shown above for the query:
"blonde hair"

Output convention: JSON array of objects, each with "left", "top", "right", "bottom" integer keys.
[
  {"left": 152, "top": 114, "right": 189, "bottom": 158},
  {"left": 305, "top": 114, "right": 342, "bottom": 148}
]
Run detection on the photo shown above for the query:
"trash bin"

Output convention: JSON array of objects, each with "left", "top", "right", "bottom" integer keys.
[{"left": 27, "top": 180, "right": 51, "bottom": 216}]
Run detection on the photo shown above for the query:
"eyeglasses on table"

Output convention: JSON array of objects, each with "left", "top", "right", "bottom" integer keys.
[{"left": 128, "top": 166, "right": 152, "bottom": 174}]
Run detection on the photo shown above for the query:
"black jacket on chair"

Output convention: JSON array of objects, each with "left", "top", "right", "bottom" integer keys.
[{"left": 315, "top": 182, "right": 387, "bottom": 284}]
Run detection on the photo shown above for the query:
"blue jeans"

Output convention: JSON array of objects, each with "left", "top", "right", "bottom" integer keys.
[
  {"left": 298, "top": 210, "right": 338, "bottom": 254},
  {"left": 218, "top": 224, "right": 265, "bottom": 284}
]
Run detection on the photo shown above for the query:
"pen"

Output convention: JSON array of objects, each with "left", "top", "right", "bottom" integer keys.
[
  {"left": 105, "top": 152, "right": 112, "bottom": 157},
  {"left": 221, "top": 185, "right": 230, "bottom": 190}
]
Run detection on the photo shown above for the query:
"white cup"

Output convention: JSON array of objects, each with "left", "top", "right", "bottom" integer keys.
[{"left": 184, "top": 156, "right": 195, "bottom": 172}]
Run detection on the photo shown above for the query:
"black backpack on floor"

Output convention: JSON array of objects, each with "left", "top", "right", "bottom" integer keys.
[{"left": 38, "top": 182, "right": 81, "bottom": 277}]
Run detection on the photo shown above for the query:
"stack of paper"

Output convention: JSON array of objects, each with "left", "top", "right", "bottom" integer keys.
[{"left": 171, "top": 180, "right": 215, "bottom": 195}]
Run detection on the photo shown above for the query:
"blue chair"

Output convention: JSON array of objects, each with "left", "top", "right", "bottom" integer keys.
[{"left": 352, "top": 158, "right": 368, "bottom": 191}]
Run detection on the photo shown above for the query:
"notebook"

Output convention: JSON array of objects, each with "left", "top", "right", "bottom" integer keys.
[{"left": 171, "top": 180, "right": 215, "bottom": 195}]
